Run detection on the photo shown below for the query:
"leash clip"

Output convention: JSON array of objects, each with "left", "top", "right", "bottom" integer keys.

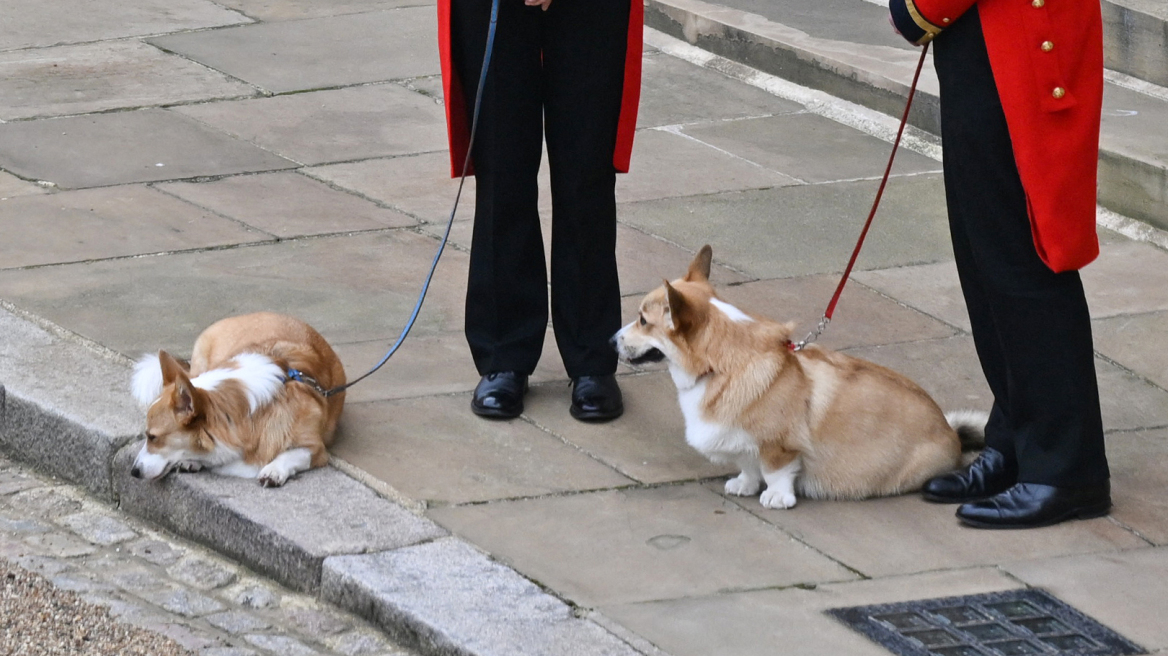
[
  {"left": 286, "top": 368, "right": 329, "bottom": 397},
  {"left": 790, "top": 316, "right": 830, "bottom": 352}
]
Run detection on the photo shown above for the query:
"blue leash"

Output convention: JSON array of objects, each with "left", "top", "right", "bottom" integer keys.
[{"left": 322, "top": 0, "right": 500, "bottom": 398}]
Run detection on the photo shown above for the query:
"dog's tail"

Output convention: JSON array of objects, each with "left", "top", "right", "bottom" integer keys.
[
  {"left": 946, "top": 409, "right": 989, "bottom": 451},
  {"left": 131, "top": 353, "right": 164, "bottom": 409}
]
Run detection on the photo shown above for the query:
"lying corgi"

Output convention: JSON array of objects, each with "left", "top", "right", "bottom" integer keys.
[
  {"left": 129, "top": 312, "right": 345, "bottom": 487},
  {"left": 614, "top": 246, "right": 985, "bottom": 509}
]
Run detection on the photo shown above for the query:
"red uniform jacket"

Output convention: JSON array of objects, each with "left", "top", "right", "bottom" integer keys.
[
  {"left": 891, "top": 0, "right": 1103, "bottom": 272},
  {"left": 437, "top": 0, "right": 644, "bottom": 179}
]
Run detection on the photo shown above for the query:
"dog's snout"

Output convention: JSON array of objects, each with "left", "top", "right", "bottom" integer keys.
[{"left": 130, "top": 466, "right": 142, "bottom": 478}]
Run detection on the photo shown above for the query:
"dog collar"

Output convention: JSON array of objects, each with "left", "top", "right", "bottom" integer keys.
[{"left": 286, "top": 368, "right": 328, "bottom": 396}]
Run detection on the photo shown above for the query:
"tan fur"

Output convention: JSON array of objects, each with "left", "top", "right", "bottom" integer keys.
[
  {"left": 142, "top": 312, "right": 344, "bottom": 477},
  {"left": 615, "top": 246, "right": 974, "bottom": 503}
]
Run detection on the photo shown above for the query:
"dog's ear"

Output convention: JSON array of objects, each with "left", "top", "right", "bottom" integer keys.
[
  {"left": 665, "top": 280, "right": 698, "bottom": 334},
  {"left": 161, "top": 351, "right": 201, "bottom": 424},
  {"left": 684, "top": 245, "right": 713, "bottom": 282},
  {"left": 158, "top": 350, "right": 185, "bottom": 386}
]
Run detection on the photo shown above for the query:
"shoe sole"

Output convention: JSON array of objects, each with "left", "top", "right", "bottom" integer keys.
[
  {"left": 470, "top": 403, "right": 523, "bottom": 420},
  {"left": 957, "top": 501, "right": 1112, "bottom": 530},
  {"left": 922, "top": 491, "right": 998, "bottom": 504},
  {"left": 569, "top": 406, "right": 624, "bottom": 422}
]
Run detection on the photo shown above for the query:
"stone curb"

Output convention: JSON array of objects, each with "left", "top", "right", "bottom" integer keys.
[
  {"left": 321, "top": 539, "right": 642, "bottom": 656},
  {"left": 1104, "top": 0, "right": 1168, "bottom": 88},
  {"left": 644, "top": 0, "right": 1168, "bottom": 231},
  {"left": 0, "top": 306, "right": 650, "bottom": 655}
]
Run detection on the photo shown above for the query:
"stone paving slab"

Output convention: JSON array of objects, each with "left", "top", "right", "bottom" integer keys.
[
  {"left": 308, "top": 153, "right": 481, "bottom": 225},
  {"left": 156, "top": 172, "right": 417, "bottom": 239},
  {"left": 848, "top": 335, "right": 1168, "bottom": 433},
  {"left": 1004, "top": 547, "right": 1168, "bottom": 653},
  {"left": 0, "top": 185, "right": 272, "bottom": 269},
  {"left": 150, "top": 8, "right": 441, "bottom": 94},
  {"left": 0, "top": 0, "right": 250, "bottom": 51},
  {"left": 523, "top": 372, "right": 733, "bottom": 485},
  {"left": 174, "top": 84, "right": 448, "bottom": 166},
  {"left": 620, "top": 128, "right": 800, "bottom": 203},
  {"left": 331, "top": 329, "right": 567, "bottom": 403},
  {"left": 1105, "top": 429, "right": 1168, "bottom": 546},
  {"left": 715, "top": 480, "right": 1147, "bottom": 579},
  {"left": 681, "top": 112, "right": 941, "bottom": 184},
  {"left": 638, "top": 50, "right": 803, "bottom": 128},
  {"left": 855, "top": 238, "right": 1168, "bottom": 332},
  {"left": 322, "top": 538, "right": 643, "bottom": 656},
  {"left": 718, "top": 274, "right": 959, "bottom": 350},
  {"left": 0, "top": 231, "right": 469, "bottom": 354},
  {"left": 113, "top": 444, "right": 447, "bottom": 593},
  {"left": 334, "top": 395, "right": 634, "bottom": 506},
  {"left": 0, "top": 41, "right": 255, "bottom": 121},
  {"left": 429, "top": 484, "right": 858, "bottom": 607},
  {"left": 216, "top": 0, "right": 433, "bottom": 22},
  {"left": 0, "top": 109, "right": 296, "bottom": 190},
  {"left": 0, "top": 172, "right": 47, "bottom": 199},
  {"left": 603, "top": 568, "right": 1023, "bottom": 656},
  {"left": 617, "top": 174, "right": 952, "bottom": 279},
  {"left": 1094, "top": 311, "right": 1168, "bottom": 390}
]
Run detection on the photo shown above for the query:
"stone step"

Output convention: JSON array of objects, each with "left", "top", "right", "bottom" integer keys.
[
  {"left": 1104, "top": 0, "right": 1168, "bottom": 88},
  {"left": 645, "top": 0, "right": 1168, "bottom": 231}
]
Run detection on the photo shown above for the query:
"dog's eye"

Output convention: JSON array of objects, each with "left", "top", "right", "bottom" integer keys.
[{"left": 639, "top": 315, "right": 647, "bottom": 326}]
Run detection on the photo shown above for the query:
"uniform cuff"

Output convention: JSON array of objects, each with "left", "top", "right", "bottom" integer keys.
[{"left": 889, "top": 0, "right": 941, "bottom": 45}]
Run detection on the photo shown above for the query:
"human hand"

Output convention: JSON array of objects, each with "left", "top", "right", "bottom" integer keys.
[
  {"left": 888, "top": 12, "right": 901, "bottom": 36},
  {"left": 526, "top": 0, "right": 552, "bottom": 10}
]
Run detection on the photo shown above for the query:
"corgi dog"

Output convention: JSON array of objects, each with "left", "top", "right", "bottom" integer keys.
[
  {"left": 613, "top": 246, "right": 985, "bottom": 509},
  {"left": 129, "top": 312, "right": 345, "bottom": 487}
]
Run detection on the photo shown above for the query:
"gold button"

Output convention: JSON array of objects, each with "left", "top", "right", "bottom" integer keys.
[
  {"left": 1032, "top": 0, "right": 1044, "bottom": 7},
  {"left": 1052, "top": 87, "right": 1066, "bottom": 99},
  {"left": 1041, "top": 41, "right": 1054, "bottom": 52}
]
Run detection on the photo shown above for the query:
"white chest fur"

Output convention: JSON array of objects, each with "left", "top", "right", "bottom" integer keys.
[{"left": 675, "top": 376, "right": 758, "bottom": 463}]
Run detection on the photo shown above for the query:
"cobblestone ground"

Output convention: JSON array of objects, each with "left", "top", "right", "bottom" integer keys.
[{"left": 0, "top": 454, "right": 416, "bottom": 656}]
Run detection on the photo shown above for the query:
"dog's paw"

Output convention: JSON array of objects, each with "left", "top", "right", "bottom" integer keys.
[
  {"left": 257, "top": 463, "right": 291, "bottom": 488},
  {"left": 174, "top": 461, "right": 204, "bottom": 473},
  {"left": 760, "top": 488, "right": 797, "bottom": 509},
  {"left": 725, "top": 474, "right": 761, "bottom": 497}
]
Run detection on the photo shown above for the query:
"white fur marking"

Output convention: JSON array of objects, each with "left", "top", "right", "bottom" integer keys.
[
  {"left": 760, "top": 457, "right": 802, "bottom": 509},
  {"left": 131, "top": 354, "right": 164, "bottom": 408},
  {"left": 711, "top": 298, "right": 753, "bottom": 323},
  {"left": 191, "top": 353, "right": 285, "bottom": 412},
  {"left": 258, "top": 448, "right": 313, "bottom": 487},
  {"left": 725, "top": 456, "right": 763, "bottom": 496},
  {"left": 132, "top": 445, "right": 170, "bottom": 480},
  {"left": 677, "top": 378, "right": 758, "bottom": 462}
]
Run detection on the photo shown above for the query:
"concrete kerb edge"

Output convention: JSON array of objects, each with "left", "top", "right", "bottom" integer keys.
[{"left": 0, "top": 307, "right": 648, "bottom": 656}]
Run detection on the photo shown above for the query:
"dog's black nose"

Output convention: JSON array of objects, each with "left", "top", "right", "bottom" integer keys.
[{"left": 130, "top": 467, "right": 141, "bottom": 479}]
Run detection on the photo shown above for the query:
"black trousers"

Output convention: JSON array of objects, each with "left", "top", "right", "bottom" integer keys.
[
  {"left": 933, "top": 7, "right": 1109, "bottom": 486},
  {"left": 451, "top": 0, "right": 629, "bottom": 378}
]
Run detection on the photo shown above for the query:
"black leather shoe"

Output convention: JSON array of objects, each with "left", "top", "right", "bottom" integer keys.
[
  {"left": 956, "top": 481, "right": 1111, "bottom": 529},
  {"left": 922, "top": 447, "right": 1017, "bottom": 504},
  {"left": 570, "top": 374, "right": 623, "bottom": 422},
  {"left": 471, "top": 372, "right": 528, "bottom": 419}
]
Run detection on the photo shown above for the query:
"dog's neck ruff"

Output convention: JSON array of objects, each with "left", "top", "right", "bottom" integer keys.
[{"left": 669, "top": 363, "right": 713, "bottom": 391}]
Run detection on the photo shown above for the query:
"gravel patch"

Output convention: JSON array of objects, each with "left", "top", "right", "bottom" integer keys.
[{"left": 0, "top": 559, "right": 193, "bottom": 656}]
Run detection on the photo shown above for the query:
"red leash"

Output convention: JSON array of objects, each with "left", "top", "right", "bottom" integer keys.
[{"left": 792, "top": 42, "right": 931, "bottom": 351}]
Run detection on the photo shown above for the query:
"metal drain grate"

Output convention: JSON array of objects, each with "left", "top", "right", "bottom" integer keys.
[{"left": 827, "top": 589, "right": 1145, "bottom": 656}]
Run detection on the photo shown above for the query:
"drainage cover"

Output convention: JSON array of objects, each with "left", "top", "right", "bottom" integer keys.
[{"left": 827, "top": 589, "right": 1144, "bottom": 656}]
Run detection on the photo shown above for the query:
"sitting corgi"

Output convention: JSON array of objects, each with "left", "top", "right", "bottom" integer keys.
[
  {"left": 613, "top": 246, "right": 985, "bottom": 509},
  {"left": 129, "top": 312, "right": 345, "bottom": 487}
]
